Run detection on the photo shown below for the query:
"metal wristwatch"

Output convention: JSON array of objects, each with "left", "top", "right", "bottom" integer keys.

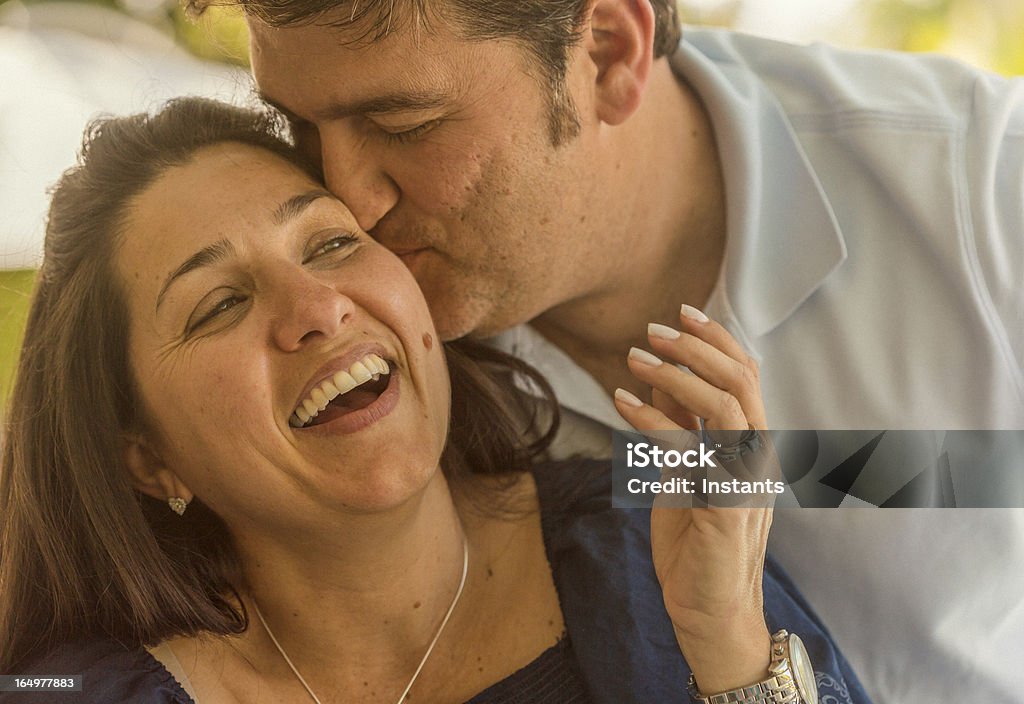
[{"left": 687, "top": 630, "right": 818, "bottom": 704}]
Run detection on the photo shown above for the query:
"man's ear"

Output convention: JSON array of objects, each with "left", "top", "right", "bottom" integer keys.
[
  {"left": 123, "top": 434, "right": 193, "bottom": 505},
  {"left": 584, "top": 0, "right": 656, "bottom": 126}
]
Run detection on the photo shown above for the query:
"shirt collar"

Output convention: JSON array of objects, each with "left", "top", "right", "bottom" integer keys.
[
  {"left": 671, "top": 31, "right": 847, "bottom": 341},
  {"left": 488, "top": 325, "right": 626, "bottom": 430}
]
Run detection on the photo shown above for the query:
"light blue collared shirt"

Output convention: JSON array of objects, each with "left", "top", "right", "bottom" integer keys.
[{"left": 494, "top": 28, "right": 1024, "bottom": 704}]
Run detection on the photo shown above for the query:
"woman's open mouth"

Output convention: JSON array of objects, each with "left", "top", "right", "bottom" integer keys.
[{"left": 289, "top": 353, "right": 394, "bottom": 429}]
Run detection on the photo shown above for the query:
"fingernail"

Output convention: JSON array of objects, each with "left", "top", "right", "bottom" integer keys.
[
  {"left": 614, "top": 388, "right": 644, "bottom": 407},
  {"left": 680, "top": 304, "right": 710, "bottom": 323},
  {"left": 628, "top": 347, "right": 663, "bottom": 367},
  {"left": 648, "top": 322, "right": 681, "bottom": 340}
]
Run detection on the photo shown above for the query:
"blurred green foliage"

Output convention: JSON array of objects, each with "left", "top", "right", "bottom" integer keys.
[
  {"left": 0, "top": 271, "right": 35, "bottom": 412},
  {"left": 863, "top": 0, "right": 1024, "bottom": 75},
  {"left": 679, "top": 0, "right": 742, "bottom": 28},
  {"left": 171, "top": 3, "right": 249, "bottom": 65}
]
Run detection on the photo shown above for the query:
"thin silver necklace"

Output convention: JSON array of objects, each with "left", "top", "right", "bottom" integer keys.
[{"left": 252, "top": 539, "right": 469, "bottom": 704}]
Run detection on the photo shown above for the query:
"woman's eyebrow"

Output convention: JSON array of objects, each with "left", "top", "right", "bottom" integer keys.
[
  {"left": 156, "top": 239, "right": 235, "bottom": 312},
  {"left": 273, "top": 189, "right": 333, "bottom": 226}
]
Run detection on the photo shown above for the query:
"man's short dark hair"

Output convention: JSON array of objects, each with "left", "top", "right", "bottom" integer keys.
[{"left": 190, "top": 0, "right": 682, "bottom": 144}]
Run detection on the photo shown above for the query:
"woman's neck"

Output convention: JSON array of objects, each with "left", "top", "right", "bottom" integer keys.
[
  {"left": 235, "top": 471, "right": 470, "bottom": 684},
  {"left": 161, "top": 471, "right": 563, "bottom": 704}
]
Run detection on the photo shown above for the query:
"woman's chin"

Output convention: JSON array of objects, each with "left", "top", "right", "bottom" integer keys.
[{"left": 315, "top": 460, "right": 447, "bottom": 516}]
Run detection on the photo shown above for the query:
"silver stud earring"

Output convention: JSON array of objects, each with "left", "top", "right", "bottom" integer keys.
[{"left": 167, "top": 497, "right": 188, "bottom": 516}]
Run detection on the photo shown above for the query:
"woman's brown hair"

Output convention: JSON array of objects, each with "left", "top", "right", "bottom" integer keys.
[{"left": 0, "top": 97, "right": 557, "bottom": 672}]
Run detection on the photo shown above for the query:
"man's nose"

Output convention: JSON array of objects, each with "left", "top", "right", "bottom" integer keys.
[
  {"left": 268, "top": 266, "right": 355, "bottom": 352},
  {"left": 320, "top": 127, "right": 400, "bottom": 234}
]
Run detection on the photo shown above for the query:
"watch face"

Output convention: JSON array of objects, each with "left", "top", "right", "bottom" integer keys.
[{"left": 788, "top": 634, "right": 818, "bottom": 704}]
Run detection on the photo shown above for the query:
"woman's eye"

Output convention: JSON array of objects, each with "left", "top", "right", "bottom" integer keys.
[
  {"left": 303, "top": 233, "right": 359, "bottom": 264},
  {"left": 185, "top": 293, "right": 246, "bottom": 336}
]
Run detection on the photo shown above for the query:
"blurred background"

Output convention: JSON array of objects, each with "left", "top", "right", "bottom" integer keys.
[{"left": 1, "top": 0, "right": 1023, "bottom": 408}]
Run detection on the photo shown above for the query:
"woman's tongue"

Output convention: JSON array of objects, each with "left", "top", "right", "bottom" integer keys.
[{"left": 309, "top": 387, "right": 380, "bottom": 426}]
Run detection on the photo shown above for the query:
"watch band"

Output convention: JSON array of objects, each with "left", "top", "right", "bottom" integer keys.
[
  {"left": 687, "top": 670, "right": 799, "bottom": 704},
  {"left": 687, "top": 629, "right": 807, "bottom": 704}
]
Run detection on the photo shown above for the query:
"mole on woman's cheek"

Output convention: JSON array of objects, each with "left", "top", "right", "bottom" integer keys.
[{"left": 422, "top": 333, "right": 433, "bottom": 350}]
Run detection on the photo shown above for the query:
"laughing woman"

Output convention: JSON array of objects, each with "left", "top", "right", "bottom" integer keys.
[{"left": 0, "top": 99, "right": 869, "bottom": 704}]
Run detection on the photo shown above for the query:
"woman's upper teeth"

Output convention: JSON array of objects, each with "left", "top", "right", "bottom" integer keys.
[{"left": 291, "top": 353, "right": 390, "bottom": 427}]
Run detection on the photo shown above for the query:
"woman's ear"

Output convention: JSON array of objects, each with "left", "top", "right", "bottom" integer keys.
[
  {"left": 584, "top": 0, "right": 656, "bottom": 125},
  {"left": 123, "top": 434, "right": 193, "bottom": 505}
]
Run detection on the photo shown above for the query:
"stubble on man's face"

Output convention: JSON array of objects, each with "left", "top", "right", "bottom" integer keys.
[{"left": 249, "top": 17, "right": 608, "bottom": 340}]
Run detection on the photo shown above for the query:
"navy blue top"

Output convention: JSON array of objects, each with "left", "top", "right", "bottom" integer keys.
[
  {"left": 6, "top": 460, "right": 870, "bottom": 704},
  {"left": 465, "top": 637, "right": 591, "bottom": 704},
  {"left": 532, "top": 460, "right": 869, "bottom": 704}
]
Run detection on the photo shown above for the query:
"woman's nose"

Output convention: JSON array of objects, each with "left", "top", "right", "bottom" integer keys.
[{"left": 267, "top": 268, "right": 354, "bottom": 352}]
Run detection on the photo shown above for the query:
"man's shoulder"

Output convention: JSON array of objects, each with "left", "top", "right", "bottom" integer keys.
[{"left": 679, "top": 27, "right": 1013, "bottom": 123}]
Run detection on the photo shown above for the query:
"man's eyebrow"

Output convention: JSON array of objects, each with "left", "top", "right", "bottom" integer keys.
[
  {"left": 156, "top": 239, "right": 235, "bottom": 312},
  {"left": 273, "top": 189, "right": 333, "bottom": 226},
  {"left": 257, "top": 90, "right": 448, "bottom": 123}
]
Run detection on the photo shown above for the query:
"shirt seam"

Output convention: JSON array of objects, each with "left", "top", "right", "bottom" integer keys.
[
  {"left": 789, "top": 110, "right": 954, "bottom": 133},
  {"left": 953, "top": 74, "right": 1024, "bottom": 398}
]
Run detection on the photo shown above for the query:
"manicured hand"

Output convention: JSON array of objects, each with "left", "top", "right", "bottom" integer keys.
[{"left": 613, "top": 304, "right": 776, "bottom": 694}]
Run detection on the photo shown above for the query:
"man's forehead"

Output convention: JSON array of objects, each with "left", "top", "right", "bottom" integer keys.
[
  {"left": 246, "top": 4, "right": 464, "bottom": 59},
  {"left": 249, "top": 21, "right": 473, "bottom": 118},
  {"left": 245, "top": 0, "right": 442, "bottom": 49}
]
